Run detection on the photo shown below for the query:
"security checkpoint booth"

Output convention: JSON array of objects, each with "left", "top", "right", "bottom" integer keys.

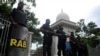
[{"left": 0, "top": 17, "right": 33, "bottom": 56}]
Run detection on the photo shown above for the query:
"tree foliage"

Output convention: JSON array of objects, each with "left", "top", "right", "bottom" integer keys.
[
  {"left": 0, "top": 0, "right": 36, "bottom": 7},
  {"left": 0, "top": 0, "right": 36, "bottom": 14},
  {"left": 76, "top": 19, "right": 98, "bottom": 36},
  {"left": 76, "top": 19, "right": 100, "bottom": 48},
  {"left": 25, "top": 10, "right": 42, "bottom": 44}
]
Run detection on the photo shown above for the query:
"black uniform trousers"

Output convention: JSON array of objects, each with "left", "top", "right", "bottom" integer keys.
[
  {"left": 57, "top": 39, "right": 66, "bottom": 56},
  {"left": 78, "top": 44, "right": 88, "bottom": 56},
  {"left": 43, "top": 35, "right": 52, "bottom": 56},
  {"left": 70, "top": 43, "right": 77, "bottom": 56}
]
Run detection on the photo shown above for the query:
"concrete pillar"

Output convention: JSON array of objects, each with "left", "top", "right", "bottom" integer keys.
[
  {"left": 52, "top": 36, "right": 58, "bottom": 56},
  {"left": 27, "top": 32, "right": 33, "bottom": 56}
]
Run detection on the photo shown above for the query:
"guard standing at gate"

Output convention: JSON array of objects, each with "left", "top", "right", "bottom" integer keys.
[
  {"left": 56, "top": 26, "right": 66, "bottom": 56},
  {"left": 9, "top": 1, "right": 26, "bottom": 44},
  {"left": 10, "top": 1, "right": 26, "bottom": 27},
  {"left": 40, "top": 19, "right": 54, "bottom": 56},
  {"left": 70, "top": 32, "right": 77, "bottom": 56},
  {"left": 5, "top": 1, "right": 26, "bottom": 56},
  {"left": 77, "top": 36, "right": 89, "bottom": 56}
]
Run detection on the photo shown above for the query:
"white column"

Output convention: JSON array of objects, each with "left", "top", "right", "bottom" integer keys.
[
  {"left": 52, "top": 36, "right": 58, "bottom": 56},
  {"left": 28, "top": 32, "right": 33, "bottom": 56}
]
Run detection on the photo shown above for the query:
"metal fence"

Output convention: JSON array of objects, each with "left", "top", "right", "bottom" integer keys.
[{"left": 0, "top": 16, "right": 11, "bottom": 56}]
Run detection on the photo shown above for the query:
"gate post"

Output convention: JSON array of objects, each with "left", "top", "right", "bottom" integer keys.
[{"left": 27, "top": 32, "right": 33, "bottom": 56}]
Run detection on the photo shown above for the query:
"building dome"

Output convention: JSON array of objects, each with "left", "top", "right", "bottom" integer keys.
[{"left": 56, "top": 10, "right": 69, "bottom": 21}]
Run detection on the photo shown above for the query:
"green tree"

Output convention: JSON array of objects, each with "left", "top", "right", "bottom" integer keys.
[
  {"left": 90, "top": 28, "right": 100, "bottom": 35},
  {"left": 76, "top": 19, "right": 88, "bottom": 37},
  {"left": 87, "top": 21, "right": 97, "bottom": 35},
  {"left": 76, "top": 19, "right": 100, "bottom": 48},
  {"left": 0, "top": 0, "right": 36, "bottom": 7},
  {"left": 0, "top": 0, "right": 36, "bottom": 15},
  {"left": 76, "top": 19, "right": 98, "bottom": 37},
  {"left": 25, "top": 10, "right": 42, "bottom": 44}
]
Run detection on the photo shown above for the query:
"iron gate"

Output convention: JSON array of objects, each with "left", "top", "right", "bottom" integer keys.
[{"left": 0, "top": 17, "right": 11, "bottom": 56}]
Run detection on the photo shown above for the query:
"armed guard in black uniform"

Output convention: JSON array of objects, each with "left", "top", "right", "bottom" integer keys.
[
  {"left": 56, "top": 26, "right": 66, "bottom": 56},
  {"left": 70, "top": 32, "right": 77, "bottom": 56},
  {"left": 76, "top": 35, "right": 89, "bottom": 56},
  {"left": 5, "top": 1, "right": 26, "bottom": 56},
  {"left": 40, "top": 19, "right": 54, "bottom": 56}
]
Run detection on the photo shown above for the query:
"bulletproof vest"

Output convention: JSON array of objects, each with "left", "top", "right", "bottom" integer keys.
[
  {"left": 57, "top": 30, "right": 66, "bottom": 40},
  {"left": 12, "top": 8, "right": 26, "bottom": 26}
]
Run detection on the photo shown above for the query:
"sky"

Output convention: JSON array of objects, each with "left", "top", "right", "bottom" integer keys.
[
  {"left": 30, "top": 0, "right": 100, "bottom": 28},
  {"left": 14, "top": 0, "right": 100, "bottom": 27}
]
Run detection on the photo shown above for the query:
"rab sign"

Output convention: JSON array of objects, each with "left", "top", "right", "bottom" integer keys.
[{"left": 10, "top": 38, "right": 27, "bottom": 48}]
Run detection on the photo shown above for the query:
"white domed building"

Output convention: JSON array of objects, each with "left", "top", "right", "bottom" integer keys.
[
  {"left": 56, "top": 10, "right": 70, "bottom": 21},
  {"left": 51, "top": 10, "right": 78, "bottom": 56}
]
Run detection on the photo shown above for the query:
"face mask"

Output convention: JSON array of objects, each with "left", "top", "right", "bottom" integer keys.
[{"left": 46, "top": 20, "right": 50, "bottom": 25}]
